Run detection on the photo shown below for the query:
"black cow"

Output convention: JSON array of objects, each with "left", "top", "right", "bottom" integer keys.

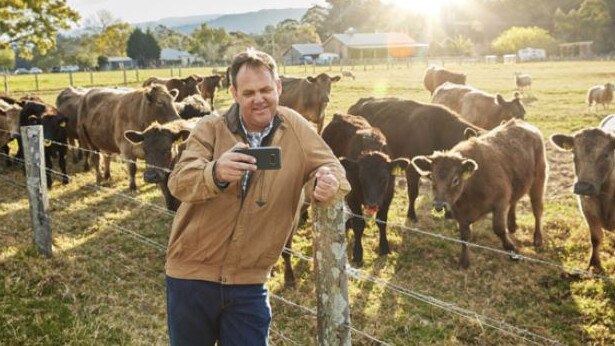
[{"left": 38, "top": 113, "right": 69, "bottom": 188}]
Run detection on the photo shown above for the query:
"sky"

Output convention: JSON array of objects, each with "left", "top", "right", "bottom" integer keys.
[{"left": 66, "top": 0, "right": 328, "bottom": 24}]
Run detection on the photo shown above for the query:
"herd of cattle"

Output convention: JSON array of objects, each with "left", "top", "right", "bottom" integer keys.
[{"left": 0, "top": 65, "right": 614, "bottom": 283}]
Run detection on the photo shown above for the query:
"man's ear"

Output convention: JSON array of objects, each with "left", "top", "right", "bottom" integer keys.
[
  {"left": 124, "top": 130, "right": 144, "bottom": 144},
  {"left": 550, "top": 134, "right": 574, "bottom": 151},
  {"left": 276, "top": 78, "right": 282, "bottom": 97},
  {"left": 461, "top": 159, "right": 478, "bottom": 180},
  {"left": 411, "top": 156, "right": 433, "bottom": 176}
]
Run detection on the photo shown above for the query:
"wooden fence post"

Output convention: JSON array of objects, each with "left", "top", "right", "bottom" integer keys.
[
  {"left": 123, "top": 68, "right": 128, "bottom": 86},
  {"left": 313, "top": 199, "right": 351, "bottom": 346},
  {"left": 313, "top": 61, "right": 316, "bottom": 74},
  {"left": 3, "top": 72, "right": 8, "bottom": 93},
  {"left": 34, "top": 74, "right": 39, "bottom": 91},
  {"left": 304, "top": 62, "right": 308, "bottom": 73},
  {"left": 68, "top": 71, "right": 74, "bottom": 86},
  {"left": 178, "top": 65, "right": 182, "bottom": 77},
  {"left": 89, "top": 70, "right": 94, "bottom": 86},
  {"left": 170, "top": 67, "right": 174, "bottom": 77},
  {"left": 135, "top": 68, "right": 140, "bottom": 82},
  {"left": 21, "top": 125, "right": 52, "bottom": 257}
]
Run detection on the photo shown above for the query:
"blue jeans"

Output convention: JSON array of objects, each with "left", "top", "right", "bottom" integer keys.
[{"left": 166, "top": 276, "right": 271, "bottom": 346}]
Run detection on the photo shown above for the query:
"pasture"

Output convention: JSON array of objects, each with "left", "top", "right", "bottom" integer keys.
[{"left": 1, "top": 60, "right": 615, "bottom": 345}]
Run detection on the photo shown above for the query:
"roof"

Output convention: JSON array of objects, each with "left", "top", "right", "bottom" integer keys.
[
  {"left": 107, "top": 57, "right": 133, "bottom": 63},
  {"left": 325, "top": 33, "right": 420, "bottom": 48},
  {"left": 160, "top": 48, "right": 197, "bottom": 60},
  {"left": 287, "top": 43, "right": 323, "bottom": 56}
]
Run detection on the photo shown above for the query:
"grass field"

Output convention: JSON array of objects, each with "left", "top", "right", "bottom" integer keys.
[{"left": 1, "top": 60, "right": 615, "bottom": 345}]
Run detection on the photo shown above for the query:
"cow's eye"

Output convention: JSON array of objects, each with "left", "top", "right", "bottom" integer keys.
[{"left": 451, "top": 177, "right": 460, "bottom": 186}]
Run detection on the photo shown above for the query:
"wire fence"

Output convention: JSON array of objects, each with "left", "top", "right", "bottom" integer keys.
[{"left": 0, "top": 148, "right": 581, "bottom": 345}]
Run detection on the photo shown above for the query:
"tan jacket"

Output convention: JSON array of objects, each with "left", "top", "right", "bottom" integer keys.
[{"left": 166, "top": 104, "right": 350, "bottom": 284}]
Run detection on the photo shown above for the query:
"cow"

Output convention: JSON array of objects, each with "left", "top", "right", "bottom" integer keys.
[
  {"left": 124, "top": 119, "right": 193, "bottom": 211},
  {"left": 56, "top": 86, "right": 88, "bottom": 164},
  {"left": 587, "top": 83, "right": 613, "bottom": 111},
  {"left": 39, "top": 112, "right": 69, "bottom": 188},
  {"left": 174, "top": 94, "right": 213, "bottom": 119},
  {"left": 460, "top": 91, "right": 525, "bottom": 130},
  {"left": 322, "top": 113, "right": 409, "bottom": 264},
  {"left": 77, "top": 85, "right": 180, "bottom": 191},
  {"left": 550, "top": 123, "right": 615, "bottom": 273},
  {"left": 431, "top": 82, "right": 475, "bottom": 114},
  {"left": 341, "top": 70, "right": 356, "bottom": 80},
  {"left": 142, "top": 75, "right": 202, "bottom": 102},
  {"left": 197, "top": 74, "right": 223, "bottom": 109},
  {"left": 348, "top": 96, "right": 484, "bottom": 224},
  {"left": 15, "top": 100, "right": 54, "bottom": 161},
  {"left": 0, "top": 100, "right": 21, "bottom": 165},
  {"left": 514, "top": 72, "right": 532, "bottom": 92},
  {"left": 279, "top": 73, "right": 341, "bottom": 134},
  {"left": 412, "top": 119, "right": 547, "bottom": 268},
  {"left": 423, "top": 65, "right": 467, "bottom": 95}
]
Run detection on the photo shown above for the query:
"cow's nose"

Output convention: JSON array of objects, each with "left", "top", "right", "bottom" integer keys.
[
  {"left": 573, "top": 182, "right": 596, "bottom": 196},
  {"left": 433, "top": 201, "right": 446, "bottom": 212}
]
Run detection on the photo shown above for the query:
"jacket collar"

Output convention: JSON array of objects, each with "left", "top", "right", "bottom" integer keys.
[{"left": 224, "top": 103, "right": 283, "bottom": 139}]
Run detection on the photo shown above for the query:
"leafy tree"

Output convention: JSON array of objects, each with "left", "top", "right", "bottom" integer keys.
[
  {"left": 491, "top": 26, "right": 557, "bottom": 55},
  {"left": 301, "top": 5, "right": 328, "bottom": 40},
  {"left": 1, "top": 0, "right": 80, "bottom": 58},
  {"left": 127, "top": 29, "right": 161, "bottom": 67},
  {"left": 0, "top": 49, "right": 16, "bottom": 71},
  {"left": 151, "top": 25, "right": 193, "bottom": 51},
  {"left": 97, "top": 55, "right": 109, "bottom": 70},
  {"left": 190, "top": 24, "right": 230, "bottom": 64},
  {"left": 263, "top": 20, "right": 320, "bottom": 61},
  {"left": 223, "top": 32, "right": 257, "bottom": 62},
  {"left": 555, "top": 0, "right": 611, "bottom": 52},
  {"left": 94, "top": 23, "right": 134, "bottom": 57}
]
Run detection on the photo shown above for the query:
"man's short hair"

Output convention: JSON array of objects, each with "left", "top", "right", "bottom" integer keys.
[{"left": 229, "top": 48, "right": 278, "bottom": 89}]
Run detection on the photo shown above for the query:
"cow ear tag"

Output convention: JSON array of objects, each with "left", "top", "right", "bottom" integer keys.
[
  {"left": 392, "top": 166, "right": 404, "bottom": 176},
  {"left": 60, "top": 121, "right": 66, "bottom": 128},
  {"left": 174, "top": 138, "right": 182, "bottom": 145},
  {"left": 462, "top": 170, "right": 472, "bottom": 180}
]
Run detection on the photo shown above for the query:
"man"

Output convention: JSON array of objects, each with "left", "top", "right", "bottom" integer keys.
[{"left": 165, "top": 49, "right": 350, "bottom": 345}]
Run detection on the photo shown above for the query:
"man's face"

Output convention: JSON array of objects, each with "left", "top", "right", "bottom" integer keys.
[{"left": 231, "top": 65, "right": 282, "bottom": 132}]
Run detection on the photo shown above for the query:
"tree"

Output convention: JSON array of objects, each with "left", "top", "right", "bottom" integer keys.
[
  {"left": 301, "top": 5, "right": 328, "bottom": 40},
  {"left": 262, "top": 20, "right": 321, "bottom": 61},
  {"left": 127, "top": 29, "right": 161, "bottom": 67},
  {"left": 1, "top": 1, "right": 80, "bottom": 58},
  {"left": 94, "top": 23, "right": 134, "bottom": 57},
  {"left": 555, "top": 0, "right": 611, "bottom": 52},
  {"left": 151, "top": 25, "right": 193, "bottom": 51},
  {"left": 0, "top": 49, "right": 16, "bottom": 71},
  {"left": 83, "top": 9, "right": 121, "bottom": 33},
  {"left": 491, "top": 26, "right": 557, "bottom": 55},
  {"left": 190, "top": 24, "right": 230, "bottom": 64}
]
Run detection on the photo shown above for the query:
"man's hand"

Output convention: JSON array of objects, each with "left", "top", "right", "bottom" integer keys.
[
  {"left": 313, "top": 166, "right": 340, "bottom": 203},
  {"left": 214, "top": 143, "right": 257, "bottom": 183}
]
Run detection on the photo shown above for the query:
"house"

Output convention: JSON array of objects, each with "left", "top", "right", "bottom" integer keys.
[
  {"left": 282, "top": 44, "right": 324, "bottom": 65},
  {"left": 106, "top": 57, "right": 135, "bottom": 70},
  {"left": 160, "top": 48, "right": 204, "bottom": 67},
  {"left": 323, "top": 32, "right": 428, "bottom": 60}
]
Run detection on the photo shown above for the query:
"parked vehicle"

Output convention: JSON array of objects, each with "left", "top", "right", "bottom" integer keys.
[
  {"left": 14, "top": 68, "right": 30, "bottom": 75},
  {"left": 29, "top": 67, "right": 43, "bottom": 74}
]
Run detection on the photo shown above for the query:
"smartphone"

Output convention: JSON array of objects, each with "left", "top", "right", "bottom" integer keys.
[{"left": 235, "top": 146, "right": 281, "bottom": 170}]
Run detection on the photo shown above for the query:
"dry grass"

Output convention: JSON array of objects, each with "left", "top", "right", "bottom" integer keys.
[{"left": 1, "top": 60, "right": 615, "bottom": 345}]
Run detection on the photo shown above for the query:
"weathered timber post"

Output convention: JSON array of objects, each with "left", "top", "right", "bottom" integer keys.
[
  {"left": 68, "top": 71, "right": 74, "bottom": 86},
  {"left": 89, "top": 70, "right": 94, "bottom": 85},
  {"left": 135, "top": 68, "right": 140, "bottom": 82},
  {"left": 313, "top": 199, "right": 351, "bottom": 346},
  {"left": 313, "top": 60, "right": 316, "bottom": 74},
  {"left": 122, "top": 68, "right": 128, "bottom": 86},
  {"left": 34, "top": 74, "right": 39, "bottom": 91},
  {"left": 3, "top": 72, "right": 8, "bottom": 93},
  {"left": 21, "top": 125, "right": 52, "bottom": 257}
]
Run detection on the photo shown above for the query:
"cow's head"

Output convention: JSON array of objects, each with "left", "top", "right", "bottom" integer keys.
[
  {"left": 174, "top": 94, "right": 212, "bottom": 119},
  {"left": 307, "top": 73, "right": 341, "bottom": 104},
  {"left": 19, "top": 101, "right": 47, "bottom": 126},
  {"left": 145, "top": 85, "right": 180, "bottom": 119},
  {"left": 412, "top": 153, "right": 477, "bottom": 216},
  {"left": 124, "top": 121, "right": 191, "bottom": 184},
  {"left": 342, "top": 152, "right": 409, "bottom": 217},
  {"left": 551, "top": 128, "right": 615, "bottom": 196},
  {"left": 496, "top": 92, "right": 525, "bottom": 120},
  {"left": 40, "top": 113, "right": 67, "bottom": 148},
  {"left": 0, "top": 104, "right": 22, "bottom": 139}
]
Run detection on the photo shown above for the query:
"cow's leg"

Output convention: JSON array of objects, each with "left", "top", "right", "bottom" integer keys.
[
  {"left": 582, "top": 211, "right": 605, "bottom": 273},
  {"left": 92, "top": 151, "right": 103, "bottom": 185},
  {"left": 493, "top": 203, "right": 517, "bottom": 254},
  {"left": 44, "top": 150, "right": 53, "bottom": 188},
  {"left": 59, "top": 148, "right": 69, "bottom": 185},
  {"left": 376, "top": 181, "right": 395, "bottom": 256},
  {"left": 159, "top": 178, "right": 180, "bottom": 212},
  {"left": 126, "top": 157, "right": 137, "bottom": 192},
  {"left": 405, "top": 168, "right": 420, "bottom": 225},
  {"left": 2, "top": 144, "right": 10, "bottom": 167},
  {"left": 458, "top": 222, "right": 471, "bottom": 269},
  {"left": 529, "top": 165, "right": 546, "bottom": 247},
  {"left": 281, "top": 234, "right": 295, "bottom": 288},
  {"left": 347, "top": 195, "right": 365, "bottom": 265},
  {"left": 103, "top": 154, "right": 111, "bottom": 180},
  {"left": 507, "top": 203, "right": 517, "bottom": 234}
]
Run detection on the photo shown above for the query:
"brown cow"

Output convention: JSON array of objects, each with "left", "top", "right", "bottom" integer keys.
[
  {"left": 174, "top": 94, "right": 213, "bottom": 119},
  {"left": 423, "top": 65, "right": 467, "bottom": 95},
  {"left": 412, "top": 119, "right": 547, "bottom": 268},
  {"left": 348, "top": 96, "right": 484, "bottom": 224},
  {"left": 0, "top": 100, "right": 21, "bottom": 165},
  {"left": 431, "top": 82, "right": 475, "bottom": 114},
  {"left": 124, "top": 119, "right": 193, "bottom": 211},
  {"left": 197, "top": 74, "right": 223, "bottom": 109},
  {"left": 322, "top": 113, "right": 409, "bottom": 264},
  {"left": 56, "top": 86, "right": 88, "bottom": 163},
  {"left": 551, "top": 126, "right": 615, "bottom": 273},
  {"left": 279, "top": 73, "right": 341, "bottom": 133},
  {"left": 77, "top": 85, "right": 180, "bottom": 191},
  {"left": 142, "top": 75, "right": 202, "bottom": 102},
  {"left": 460, "top": 91, "right": 525, "bottom": 130}
]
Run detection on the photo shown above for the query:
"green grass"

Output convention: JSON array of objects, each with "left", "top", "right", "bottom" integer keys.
[{"left": 1, "top": 60, "right": 615, "bottom": 345}]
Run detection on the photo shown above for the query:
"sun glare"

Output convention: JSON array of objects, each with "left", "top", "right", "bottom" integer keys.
[{"left": 385, "top": 0, "right": 460, "bottom": 16}]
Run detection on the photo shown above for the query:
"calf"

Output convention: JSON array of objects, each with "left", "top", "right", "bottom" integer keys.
[
  {"left": 279, "top": 73, "right": 341, "bottom": 133},
  {"left": 423, "top": 65, "right": 467, "bottom": 95},
  {"left": 197, "top": 75, "right": 223, "bottom": 109},
  {"left": 0, "top": 101, "right": 21, "bottom": 165},
  {"left": 322, "top": 113, "right": 409, "bottom": 264},
  {"left": 39, "top": 113, "right": 69, "bottom": 188},
  {"left": 587, "top": 83, "right": 613, "bottom": 111},
  {"left": 551, "top": 125, "right": 615, "bottom": 272},
  {"left": 460, "top": 91, "right": 525, "bottom": 130},
  {"left": 348, "top": 96, "right": 483, "bottom": 224},
  {"left": 124, "top": 120, "right": 193, "bottom": 211},
  {"left": 411, "top": 119, "right": 547, "bottom": 268}
]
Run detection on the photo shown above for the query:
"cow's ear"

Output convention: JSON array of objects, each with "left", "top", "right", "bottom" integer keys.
[
  {"left": 124, "top": 130, "right": 144, "bottom": 144},
  {"left": 461, "top": 159, "right": 478, "bottom": 180},
  {"left": 307, "top": 76, "right": 316, "bottom": 83},
  {"left": 464, "top": 127, "right": 478, "bottom": 140},
  {"left": 496, "top": 94, "right": 505, "bottom": 105},
  {"left": 174, "top": 129, "right": 191, "bottom": 144},
  {"left": 331, "top": 75, "right": 341, "bottom": 82},
  {"left": 169, "top": 88, "right": 179, "bottom": 101},
  {"left": 390, "top": 158, "right": 410, "bottom": 176},
  {"left": 411, "top": 156, "right": 432, "bottom": 176},
  {"left": 340, "top": 157, "right": 358, "bottom": 174},
  {"left": 145, "top": 87, "right": 155, "bottom": 103},
  {"left": 550, "top": 134, "right": 574, "bottom": 151}
]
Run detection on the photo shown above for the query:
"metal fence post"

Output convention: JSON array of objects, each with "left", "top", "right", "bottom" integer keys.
[
  {"left": 21, "top": 125, "right": 52, "bottom": 257},
  {"left": 313, "top": 199, "right": 351, "bottom": 346}
]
